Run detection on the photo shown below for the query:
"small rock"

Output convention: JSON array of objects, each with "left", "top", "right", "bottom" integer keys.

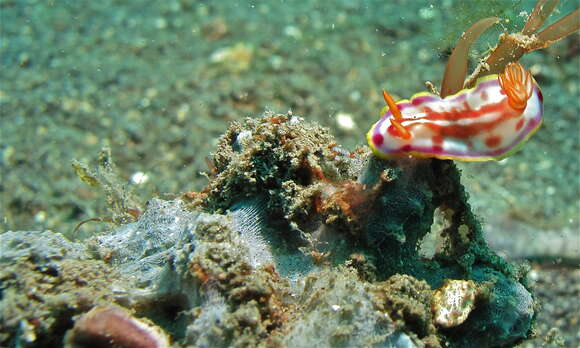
[{"left": 64, "top": 306, "right": 170, "bottom": 348}]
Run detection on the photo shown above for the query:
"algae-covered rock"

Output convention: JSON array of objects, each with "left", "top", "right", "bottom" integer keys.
[
  {"left": 0, "top": 231, "right": 128, "bottom": 347},
  {"left": 372, "top": 274, "right": 440, "bottom": 347},
  {"left": 94, "top": 199, "right": 200, "bottom": 293},
  {"left": 1, "top": 112, "right": 537, "bottom": 347},
  {"left": 192, "top": 112, "right": 535, "bottom": 347},
  {"left": 196, "top": 111, "right": 359, "bottom": 231},
  {"left": 0, "top": 230, "right": 87, "bottom": 264},
  {"left": 283, "top": 268, "right": 416, "bottom": 348}
]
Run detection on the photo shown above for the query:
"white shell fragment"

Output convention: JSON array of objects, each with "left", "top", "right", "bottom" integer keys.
[
  {"left": 336, "top": 112, "right": 356, "bottom": 131},
  {"left": 432, "top": 279, "right": 478, "bottom": 328}
]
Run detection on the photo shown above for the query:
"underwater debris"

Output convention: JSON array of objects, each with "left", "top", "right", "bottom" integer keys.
[
  {"left": 72, "top": 146, "right": 144, "bottom": 230},
  {"left": 210, "top": 42, "right": 254, "bottom": 73},
  {"left": 440, "top": 17, "right": 500, "bottom": 98},
  {"left": 439, "top": 0, "right": 580, "bottom": 93},
  {"left": 64, "top": 305, "right": 170, "bottom": 348}
]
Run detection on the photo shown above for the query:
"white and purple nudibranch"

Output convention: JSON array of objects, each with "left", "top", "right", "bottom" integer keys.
[{"left": 367, "top": 62, "right": 543, "bottom": 161}]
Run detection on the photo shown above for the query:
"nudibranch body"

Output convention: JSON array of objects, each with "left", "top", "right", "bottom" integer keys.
[{"left": 367, "top": 63, "right": 543, "bottom": 161}]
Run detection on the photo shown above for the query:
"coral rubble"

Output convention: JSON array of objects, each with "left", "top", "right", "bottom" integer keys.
[{"left": 0, "top": 231, "right": 128, "bottom": 347}]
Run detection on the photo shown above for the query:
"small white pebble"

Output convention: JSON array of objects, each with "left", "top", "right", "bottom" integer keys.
[
  {"left": 176, "top": 103, "right": 190, "bottom": 122},
  {"left": 284, "top": 25, "right": 302, "bottom": 39},
  {"left": 155, "top": 18, "right": 167, "bottom": 29},
  {"left": 418, "top": 48, "right": 431, "bottom": 63},
  {"left": 34, "top": 211, "right": 46, "bottom": 223},
  {"left": 530, "top": 64, "right": 542, "bottom": 75},
  {"left": 210, "top": 48, "right": 229, "bottom": 63},
  {"left": 527, "top": 269, "right": 539, "bottom": 282},
  {"left": 498, "top": 158, "right": 509, "bottom": 165},
  {"left": 269, "top": 55, "right": 283, "bottom": 70},
  {"left": 539, "top": 160, "right": 552, "bottom": 170},
  {"left": 336, "top": 112, "right": 356, "bottom": 131},
  {"left": 289, "top": 115, "right": 302, "bottom": 126},
  {"left": 331, "top": 304, "right": 341, "bottom": 311},
  {"left": 349, "top": 90, "right": 361, "bottom": 102},
  {"left": 131, "top": 172, "right": 149, "bottom": 185},
  {"left": 419, "top": 7, "right": 436, "bottom": 20}
]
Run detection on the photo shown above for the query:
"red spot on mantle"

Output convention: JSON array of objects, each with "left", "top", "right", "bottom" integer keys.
[
  {"left": 485, "top": 135, "right": 502, "bottom": 148},
  {"left": 401, "top": 144, "right": 412, "bottom": 152},
  {"left": 372, "top": 133, "right": 384, "bottom": 146},
  {"left": 515, "top": 119, "right": 525, "bottom": 131},
  {"left": 432, "top": 135, "right": 444, "bottom": 145}
]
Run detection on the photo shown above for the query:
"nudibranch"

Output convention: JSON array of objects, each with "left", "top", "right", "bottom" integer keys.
[
  {"left": 367, "top": 62, "right": 543, "bottom": 161},
  {"left": 366, "top": 0, "right": 580, "bottom": 162}
]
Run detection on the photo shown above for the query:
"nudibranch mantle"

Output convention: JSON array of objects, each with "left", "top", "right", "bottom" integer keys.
[{"left": 367, "top": 64, "right": 543, "bottom": 161}]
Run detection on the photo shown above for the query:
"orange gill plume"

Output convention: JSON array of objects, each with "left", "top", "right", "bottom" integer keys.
[{"left": 498, "top": 62, "right": 533, "bottom": 111}]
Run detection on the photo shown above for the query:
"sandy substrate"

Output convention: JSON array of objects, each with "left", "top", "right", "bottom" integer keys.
[{"left": 523, "top": 265, "right": 580, "bottom": 348}]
